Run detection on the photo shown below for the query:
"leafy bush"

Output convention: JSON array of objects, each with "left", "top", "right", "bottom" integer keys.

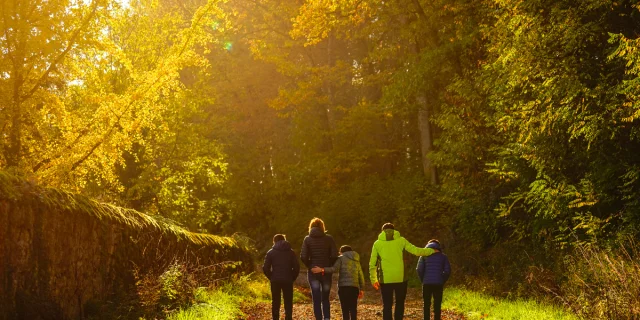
[{"left": 133, "top": 260, "right": 245, "bottom": 317}]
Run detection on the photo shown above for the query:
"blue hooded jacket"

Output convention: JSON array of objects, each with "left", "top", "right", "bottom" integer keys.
[
  {"left": 263, "top": 240, "right": 300, "bottom": 283},
  {"left": 416, "top": 242, "right": 451, "bottom": 285}
]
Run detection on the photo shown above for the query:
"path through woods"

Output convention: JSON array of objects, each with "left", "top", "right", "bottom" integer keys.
[{"left": 243, "top": 286, "right": 466, "bottom": 319}]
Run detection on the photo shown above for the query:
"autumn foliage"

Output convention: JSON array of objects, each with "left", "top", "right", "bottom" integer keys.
[{"left": 3, "top": 0, "right": 640, "bottom": 318}]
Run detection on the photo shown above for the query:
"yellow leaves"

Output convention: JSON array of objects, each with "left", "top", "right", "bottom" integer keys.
[
  {"left": 291, "top": 1, "right": 333, "bottom": 46},
  {"left": 131, "top": 91, "right": 143, "bottom": 101},
  {"left": 568, "top": 200, "right": 597, "bottom": 209},
  {"left": 291, "top": 0, "right": 375, "bottom": 46},
  {"left": 622, "top": 116, "right": 636, "bottom": 123},
  {"left": 13, "top": 0, "right": 233, "bottom": 194},
  {"left": 618, "top": 101, "right": 640, "bottom": 123}
]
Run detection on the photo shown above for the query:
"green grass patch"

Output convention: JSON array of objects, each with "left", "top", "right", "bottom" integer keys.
[
  {"left": 167, "top": 288, "right": 244, "bottom": 320},
  {"left": 167, "top": 274, "right": 308, "bottom": 320},
  {"left": 443, "top": 287, "right": 580, "bottom": 320}
]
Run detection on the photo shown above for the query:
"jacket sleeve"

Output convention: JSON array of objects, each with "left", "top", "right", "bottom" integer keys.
[
  {"left": 323, "top": 257, "right": 341, "bottom": 274},
  {"left": 358, "top": 261, "right": 365, "bottom": 289},
  {"left": 262, "top": 251, "right": 272, "bottom": 280},
  {"left": 443, "top": 255, "right": 451, "bottom": 283},
  {"left": 416, "top": 256, "right": 425, "bottom": 282},
  {"left": 403, "top": 238, "right": 435, "bottom": 256},
  {"left": 291, "top": 251, "right": 301, "bottom": 282},
  {"left": 300, "top": 237, "right": 311, "bottom": 268},
  {"left": 369, "top": 242, "right": 379, "bottom": 284},
  {"left": 329, "top": 236, "right": 339, "bottom": 264}
]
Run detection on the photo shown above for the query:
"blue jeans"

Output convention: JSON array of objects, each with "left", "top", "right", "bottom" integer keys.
[{"left": 308, "top": 271, "right": 332, "bottom": 320}]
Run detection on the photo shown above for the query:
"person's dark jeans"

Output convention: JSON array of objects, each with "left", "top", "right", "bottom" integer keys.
[
  {"left": 308, "top": 271, "right": 332, "bottom": 320},
  {"left": 338, "top": 286, "right": 359, "bottom": 320},
  {"left": 422, "top": 284, "right": 444, "bottom": 320},
  {"left": 270, "top": 281, "right": 294, "bottom": 320},
  {"left": 380, "top": 281, "right": 408, "bottom": 320}
]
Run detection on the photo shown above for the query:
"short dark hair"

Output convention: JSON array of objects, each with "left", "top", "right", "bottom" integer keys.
[
  {"left": 381, "top": 223, "right": 395, "bottom": 231},
  {"left": 339, "top": 245, "right": 353, "bottom": 254},
  {"left": 427, "top": 239, "right": 440, "bottom": 245},
  {"left": 273, "top": 234, "right": 286, "bottom": 243}
]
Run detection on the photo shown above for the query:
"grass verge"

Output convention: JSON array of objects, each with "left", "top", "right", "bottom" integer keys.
[
  {"left": 443, "top": 287, "right": 580, "bottom": 320},
  {"left": 167, "top": 274, "right": 307, "bottom": 320}
]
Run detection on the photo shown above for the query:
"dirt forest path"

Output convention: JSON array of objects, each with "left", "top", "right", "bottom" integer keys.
[{"left": 243, "top": 286, "right": 466, "bottom": 320}]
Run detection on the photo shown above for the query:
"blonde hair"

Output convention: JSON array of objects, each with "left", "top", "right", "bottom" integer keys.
[{"left": 308, "top": 217, "right": 325, "bottom": 233}]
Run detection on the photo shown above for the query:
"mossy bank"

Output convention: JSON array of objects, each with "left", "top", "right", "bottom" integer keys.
[{"left": 0, "top": 172, "right": 254, "bottom": 320}]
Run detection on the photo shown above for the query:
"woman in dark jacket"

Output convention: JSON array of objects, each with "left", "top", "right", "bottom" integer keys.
[
  {"left": 301, "top": 218, "right": 338, "bottom": 320},
  {"left": 416, "top": 239, "right": 451, "bottom": 320},
  {"left": 263, "top": 234, "right": 300, "bottom": 320}
]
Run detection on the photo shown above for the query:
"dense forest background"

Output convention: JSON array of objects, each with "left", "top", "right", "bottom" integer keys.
[{"left": 4, "top": 0, "right": 640, "bottom": 316}]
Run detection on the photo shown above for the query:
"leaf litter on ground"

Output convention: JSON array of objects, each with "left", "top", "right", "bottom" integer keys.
[{"left": 242, "top": 286, "right": 466, "bottom": 320}]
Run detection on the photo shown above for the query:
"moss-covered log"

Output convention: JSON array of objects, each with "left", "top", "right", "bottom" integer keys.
[{"left": 0, "top": 172, "right": 254, "bottom": 320}]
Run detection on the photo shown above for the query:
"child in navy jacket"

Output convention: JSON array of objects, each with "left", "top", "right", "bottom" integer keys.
[
  {"left": 416, "top": 239, "right": 451, "bottom": 320},
  {"left": 263, "top": 234, "right": 300, "bottom": 320}
]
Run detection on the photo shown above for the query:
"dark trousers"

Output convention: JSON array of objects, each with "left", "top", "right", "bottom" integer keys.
[
  {"left": 308, "top": 271, "right": 332, "bottom": 320},
  {"left": 422, "top": 284, "right": 444, "bottom": 320},
  {"left": 270, "top": 281, "right": 294, "bottom": 320},
  {"left": 380, "top": 281, "right": 408, "bottom": 320},
  {"left": 338, "top": 286, "right": 359, "bottom": 320}
]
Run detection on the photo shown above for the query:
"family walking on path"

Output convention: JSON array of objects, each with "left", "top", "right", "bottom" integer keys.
[{"left": 262, "top": 218, "right": 451, "bottom": 320}]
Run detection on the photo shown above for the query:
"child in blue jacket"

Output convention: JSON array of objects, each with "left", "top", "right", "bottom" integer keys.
[
  {"left": 416, "top": 239, "right": 451, "bottom": 320},
  {"left": 263, "top": 234, "right": 300, "bottom": 320}
]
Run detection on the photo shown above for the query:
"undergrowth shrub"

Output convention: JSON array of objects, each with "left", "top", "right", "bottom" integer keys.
[
  {"left": 558, "top": 240, "right": 640, "bottom": 319},
  {"left": 166, "top": 273, "right": 309, "bottom": 320},
  {"left": 134, "top": 259, "right": 244, "bottom": 317},
  {"left": 446, "top": 238, "right": 562, "bottom": 299}
]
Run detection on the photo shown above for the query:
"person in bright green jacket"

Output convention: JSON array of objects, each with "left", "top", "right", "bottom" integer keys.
[{"left": 369, "top": 223, "right": 437, "bottom": 320}]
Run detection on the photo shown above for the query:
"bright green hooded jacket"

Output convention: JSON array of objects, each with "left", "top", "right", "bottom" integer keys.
[{"left": 369, "top": 229, "right": 435, "bottom": 284}]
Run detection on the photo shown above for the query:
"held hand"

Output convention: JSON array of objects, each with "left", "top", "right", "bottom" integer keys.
[
  {"left": 372, "top": 281, "right": 380, "bottom": 290},
  {"left": 311, "top": 266, "right": 323, "bottom": 274},
  {"left": 358, "top": 290, "right": 364, "bottom": 299}
]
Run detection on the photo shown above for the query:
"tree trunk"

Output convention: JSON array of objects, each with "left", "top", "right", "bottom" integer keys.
[
  {"left": 417, "top": 94, "right": 438, "bottom": 185},
  {"left": 322, "top": 34, "right": 335, "bottom": 152},
  {"left": 408, "top": 0, "right": 440, "bottom": 185}
]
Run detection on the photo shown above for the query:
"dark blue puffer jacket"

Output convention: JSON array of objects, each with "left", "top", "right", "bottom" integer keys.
[
  {"left": 416, "top": 242, "right": 451, "bottom": 285},
  {"left": 300, "top": 227, "right": 338, "bottom": 269},
  {"left": 263, "top": 240, "right": 301, "bottom": 282}
]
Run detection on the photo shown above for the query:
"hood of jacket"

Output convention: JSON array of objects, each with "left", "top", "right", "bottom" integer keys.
[
  {"left": 377, "top": 229, "right": 401, "bottom": 241},
  {"left": 341, "top": 251, "right": 360, "bottom": 262},
  {"left": 426, "top": 242, "right": 441, "bottom": 250},
  {"left": 309, "top": 227, "right": 326, "bottom": 238},
  {"left": 272, "top": 240, "right": 292, "bottom": 251}
]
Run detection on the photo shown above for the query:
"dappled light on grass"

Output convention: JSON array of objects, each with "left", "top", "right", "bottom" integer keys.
[{"left": 443, "top": 288, "right": 579, "bottom": 320}]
